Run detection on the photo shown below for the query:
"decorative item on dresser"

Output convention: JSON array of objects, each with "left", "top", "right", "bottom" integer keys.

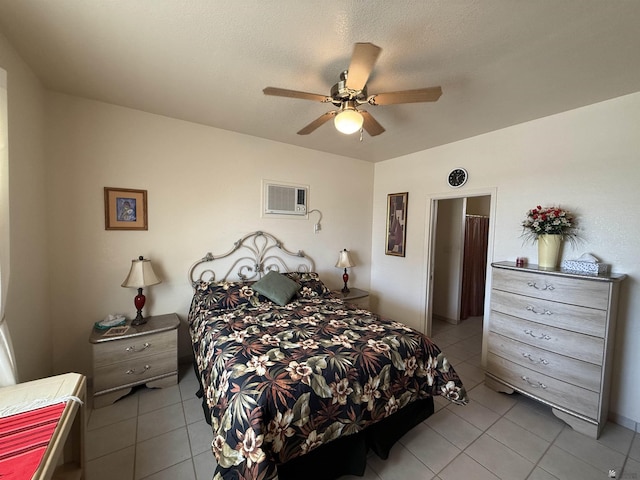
[
  {"left": 335, "top": 248, "right": 355, "bottom": 293},
  {"left": 484, "top": 261, "right": 626, "bottom": 438},
  {"left": 89, "top": 313, "right": 179, "bottom": 408},
  {"left": 121, "top": 256, "right": 162, "bottom": 326},
  {"left": 520, "top": 205, "right": 578, "bottom": 269}
]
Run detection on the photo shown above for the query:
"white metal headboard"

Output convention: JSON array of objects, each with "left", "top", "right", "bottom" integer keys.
[{"left": 188, "top": 231, "right": 315, "bottom": 286}]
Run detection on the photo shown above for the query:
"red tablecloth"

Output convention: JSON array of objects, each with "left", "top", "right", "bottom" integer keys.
[{"left": 0, "top": 403, "right": 66, "bottom": 479}]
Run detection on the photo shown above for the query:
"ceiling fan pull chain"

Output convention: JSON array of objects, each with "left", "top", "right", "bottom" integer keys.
[{"left": 359, "top": 128, "right": 363, "bottom": 142}]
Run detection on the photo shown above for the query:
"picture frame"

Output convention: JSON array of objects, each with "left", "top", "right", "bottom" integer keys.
[
  {"left": 104, "top": 187, "right": 148, "bottom": 230},
  {"left": 385, "top": 192, "right": 408, "bottom": 257}
]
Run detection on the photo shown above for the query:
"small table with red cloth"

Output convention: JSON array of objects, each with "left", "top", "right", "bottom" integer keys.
[{"left": 0, "top": 373, "right": 86, "bottom": 479}]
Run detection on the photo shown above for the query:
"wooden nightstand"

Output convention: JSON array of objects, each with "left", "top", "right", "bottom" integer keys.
[
  {"left": 336, "top": 287, "right": 370, "bottom": 310},
  {"left": 89, "top": 313, "right": 180, "bottom": 408}
]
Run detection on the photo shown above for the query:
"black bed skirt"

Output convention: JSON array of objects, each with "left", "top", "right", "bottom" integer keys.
[
  {"left": 277, "top": 396, "right": 434, "bottom": 480},
  {"left": 193, "top": 362, "right": 435, "bottom": 480}
]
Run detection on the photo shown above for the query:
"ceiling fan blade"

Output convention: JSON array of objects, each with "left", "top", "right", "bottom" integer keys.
[
  {"left": 263, "top": 87, "right": 331, "bottom": 103},
  {"left": 297, "top": 111, "right": 336, "bottom": 135},
  {"left": 345, "top": 43, "right": 382, "bottom": 91},
  {"left": 371, "top": 86, "right": 443, "bottom": 105},
  {"left": 360, "top": 110, "right": 385, "bottom": 136}
]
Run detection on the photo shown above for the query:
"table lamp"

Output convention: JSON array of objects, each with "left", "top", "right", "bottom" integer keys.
[
  {"left": 121, "top": 256, "right": 161, "bottom": 325},
  {"left": 335, "top": 249, "right": 355, "bottom": 293}
]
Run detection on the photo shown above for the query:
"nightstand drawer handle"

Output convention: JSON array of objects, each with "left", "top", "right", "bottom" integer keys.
[
  {"left": 526, "top": 305, "right": 552, "bottom": 316},
  {"left": 524, "top": 329, "right": 552, "bottom": 341},
  {"left": 125, "top": 342, "right": 150, "bottom": 353},
  {"left": 521, "top": 376, "right": 547, "bottom": 389},
  {"left": 527, "top": 281, "right": 555, "bottom": 291},
  {"left": 126, "top": 365, "right": 150, "bottom": 375},
  {"left": 522, "top": 352, "right": 549, "bottom": 365}
]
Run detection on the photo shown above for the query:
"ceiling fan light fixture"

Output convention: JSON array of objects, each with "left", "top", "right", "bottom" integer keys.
[{"left": 334, "top": 107, "right": 363, "bottom": 135}]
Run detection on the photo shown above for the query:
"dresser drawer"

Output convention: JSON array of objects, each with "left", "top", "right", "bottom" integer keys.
[
  {"left": 487, "top": 332, "right": 601, "bottom": 392},
  {"left": 491, "top": 289, "right": 606, "bottom": 338},
  {"left": 93, "top": 330, "right": 176, "bottom": 368},
  {"left": 492, "top": 268, "right": 609, "bottom": 310},
  {"left": 490, "top": 311, "right": 604, "bottom": 365},
  {"left": 94, "top": 351, "right": 177, "bottom": 392},
  {"left": 487, "top": 353, "right": 599, "bottom": 419}
]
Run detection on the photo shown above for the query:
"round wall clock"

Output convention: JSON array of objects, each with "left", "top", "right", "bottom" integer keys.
[{"left": 447, "top": 168, "right": 468, "bottom": 188}]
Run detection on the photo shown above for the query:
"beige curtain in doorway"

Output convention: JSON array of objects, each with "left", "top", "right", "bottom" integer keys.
[{"left": 460, "top": 215, "right": 489, "bottom": 320}]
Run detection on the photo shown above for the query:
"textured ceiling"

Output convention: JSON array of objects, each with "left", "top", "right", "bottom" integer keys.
[{"left": 1, "top": 1, "right": 639, "bottom": 162}]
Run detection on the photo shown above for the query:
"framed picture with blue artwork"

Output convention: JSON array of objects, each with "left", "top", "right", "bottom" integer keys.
[{"left": 104, "top": 187, "right": 148, "bottom": 230}]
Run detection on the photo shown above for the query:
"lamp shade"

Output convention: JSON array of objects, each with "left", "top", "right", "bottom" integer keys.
[
  {"left": 121, "top": 256, "right": 161, "bottom": 288},
  {"left": 334, "top": 109, "right": 363, "bottom": 135},
  {"left": 335, "top": 249, "right": 355, "bottom": 269}
]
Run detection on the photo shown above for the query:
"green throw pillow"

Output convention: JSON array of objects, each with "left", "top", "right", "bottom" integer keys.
[{"left": 253, "top": 270, "right": 301, "bottom": 306}]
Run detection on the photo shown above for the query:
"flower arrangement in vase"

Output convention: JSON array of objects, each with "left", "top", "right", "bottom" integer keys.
[{"left": 521, "top": 205, "right": 578, "bottom": 268}]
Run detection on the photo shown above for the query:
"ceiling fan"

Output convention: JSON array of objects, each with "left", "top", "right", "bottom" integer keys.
[{"left": 263, "top": 42, "right": 442, "bottom": 137}]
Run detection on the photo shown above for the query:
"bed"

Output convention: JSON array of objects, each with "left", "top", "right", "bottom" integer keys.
[{"left": 187, "top": 231, "right": 468, "bottom": 480}]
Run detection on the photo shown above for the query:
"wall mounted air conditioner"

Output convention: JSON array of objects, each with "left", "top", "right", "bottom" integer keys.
[{"left": 263, "top": 182, "right": 308, "bottom": 216}]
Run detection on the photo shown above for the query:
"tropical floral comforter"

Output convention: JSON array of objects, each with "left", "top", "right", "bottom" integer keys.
[{"left": 188, "top": 278, "right": 467, "bottom": 480}]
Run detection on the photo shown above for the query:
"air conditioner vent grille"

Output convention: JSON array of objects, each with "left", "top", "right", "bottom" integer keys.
[{"left": 264, "top": 182, "right": 307, "bottom": 216}]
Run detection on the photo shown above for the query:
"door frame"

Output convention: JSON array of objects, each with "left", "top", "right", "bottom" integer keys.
[{"left": 423, "top": 187, "right": 497, "bottom": 338}]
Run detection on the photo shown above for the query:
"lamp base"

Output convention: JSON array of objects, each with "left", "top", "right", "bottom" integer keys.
[
  {"left": 131, "top": 311, "right": 146, "bottom": 326},
  {"left": 131, "top": 288, "right": 147, "bottom": 326},
  {"left": 342, "top": 269, "right": 350, "bottom": 293}
]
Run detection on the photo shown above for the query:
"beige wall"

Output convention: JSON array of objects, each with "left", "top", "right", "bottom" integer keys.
[
  {"left": 372, "top": 92, "right": 640, "bottom": 426},
  {"left": 0, "top": 32, "right": 52, "bottom": 382},
  {"left": 44, "top": 93, "right": 374, "bottom": 375}
]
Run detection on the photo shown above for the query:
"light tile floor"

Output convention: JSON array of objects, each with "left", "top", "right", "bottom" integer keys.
[{"left": 85, "top": 316, "right": 640, "bottom": 480}]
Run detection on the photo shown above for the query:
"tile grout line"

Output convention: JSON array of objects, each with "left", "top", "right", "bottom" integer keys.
[
  {"left": 525, "top": 424, "right": 566, "bottom": 480},
  {"left": 180, "top": 396, "right": 201, "bottom": 480}
]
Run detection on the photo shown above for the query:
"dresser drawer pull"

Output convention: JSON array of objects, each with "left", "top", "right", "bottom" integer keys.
[
  {"left": 125, "top": 342, "right": 151, "bottom": 353},
  {"left": 522, "top": 352, "right": 549, "bottom": 365},
  {"left": 521, "top": 375, "right": 547, "bottom": 389},
  {"left": 126, "top": 365, "right": 151, "bottom": 375},
  {"left": 524, "top": 329, "right": 552, "bottom": 340},
  {"left": 527, "top": 281, "right": 555, "bottom": 291},
  {"left": 526, "top": 305, "right": 552, "bottom": 316}
]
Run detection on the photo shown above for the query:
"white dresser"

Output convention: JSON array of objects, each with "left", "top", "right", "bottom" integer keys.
[{"left": 484, "top": 261, "right": 625, "bottom": 438}]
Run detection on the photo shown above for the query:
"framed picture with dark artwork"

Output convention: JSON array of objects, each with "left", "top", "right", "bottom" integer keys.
[
  {"left": 104, "top": 187, "right": 148, "bottom": 230},
  {"left": 385, "top": 192, "right": 408, "bottom": 256}
]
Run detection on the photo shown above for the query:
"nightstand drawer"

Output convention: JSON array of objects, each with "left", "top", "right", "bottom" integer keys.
[
  {"left": 487, "top": 332, "right": 601, "bottom": 392},
  {"left": 93, "top": 330, "right": 176, "bottom": 368},
  {"left": 492, "top": 268, "right": 609, "bottom": 310},
  {"left": 491, "top": 289, "right": 606, "bottom": 338},
  {"left": 487, "top": 353, "right": 599, "bottom": 419},
  {"left": 94, "top": 351, "right": 176, "bottom": 392}
]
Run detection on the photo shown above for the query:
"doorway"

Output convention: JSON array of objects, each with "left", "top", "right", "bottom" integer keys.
[{"left": 424, "top": 189, "right": 496, "bottom": 338}]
